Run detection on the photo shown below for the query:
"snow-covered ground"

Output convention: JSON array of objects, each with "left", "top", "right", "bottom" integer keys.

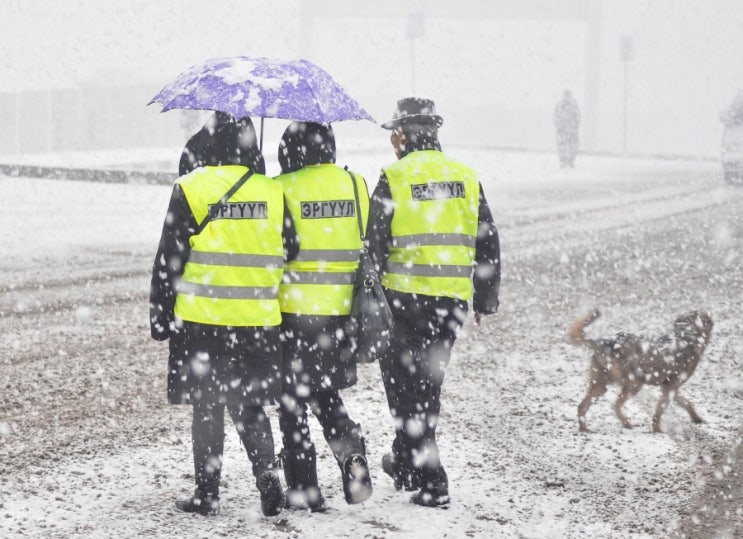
[{"left": 1, "top": 147, "right": 742, "bottom": 538}]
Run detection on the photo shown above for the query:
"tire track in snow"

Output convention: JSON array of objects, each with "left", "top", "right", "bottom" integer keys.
[
  {"left": 501, "top": 185, "right": 738, "bottom": 258},
  {"left": 503, "top": 184, "right": 706, "bottom": 228}
]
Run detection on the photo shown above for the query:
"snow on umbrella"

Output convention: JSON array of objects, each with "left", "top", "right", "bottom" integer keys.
[{"left": 149, "top": 56, "right": 375, "bottom": 132}]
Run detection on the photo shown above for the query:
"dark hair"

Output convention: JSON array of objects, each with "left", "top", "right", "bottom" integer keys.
[
  {"left": 396, "top": 123, "right": 441, "bottom": 158},
  {"left": 179, "top": 112, "right": 265, "bottom": 175},
  {"left": 278, "top": 121, "right": 336, "bottom": 174}
]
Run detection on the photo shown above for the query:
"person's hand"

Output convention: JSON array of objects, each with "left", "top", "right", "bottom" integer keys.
[
  {"left": 474, "top": 312, "right": 483, "bottom": 326},
  {"left": 151, "top": 327, "right": 170, "bottom": 341}
]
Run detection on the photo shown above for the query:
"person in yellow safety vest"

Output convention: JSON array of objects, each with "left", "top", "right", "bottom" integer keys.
[
  {"left": 149, "top": 113, "right": 298, "bottom": 518},
  {"left": 274, "top": 121, "right": 372, "bottom": 511},
  {"left": 368, "top": 97, "right": 501, "bottom": 508}
]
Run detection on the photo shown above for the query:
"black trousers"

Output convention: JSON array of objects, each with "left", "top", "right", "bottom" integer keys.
[
  {"left": 191, "top": 399, "right": 276, "bottom": 494},
  {"left": 279, "top": 389, "right": 363, "bottom": 466},
  {"left": 378, "top": 294, "right": 463, "bottom": 487}
]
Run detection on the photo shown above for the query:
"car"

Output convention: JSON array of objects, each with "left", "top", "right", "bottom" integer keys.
[
  {"left": 720, "top": 91, "right": 743, "bottom": 185},
  {"left": 721, "top": 122, "right": 743, "bottom": 184}
]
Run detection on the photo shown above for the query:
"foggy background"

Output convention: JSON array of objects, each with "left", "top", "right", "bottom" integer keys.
[{"left": 0, "top": 0, "right": 741, "bottom": 160}]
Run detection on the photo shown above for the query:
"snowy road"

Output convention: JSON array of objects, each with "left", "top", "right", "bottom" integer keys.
[{"left": 1, "top": 150, "right": 741, "bottom": 538}]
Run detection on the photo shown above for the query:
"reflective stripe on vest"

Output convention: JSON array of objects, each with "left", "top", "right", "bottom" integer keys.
[
  {"left": 188, "top": 251, "right": 284, "bottom": 267},
  {"left": 292, "top": 249, "right": 360, "bottom": 262},
  {"left": 282, "top": 271, "right": 356, "bottom": 285},
  {"left": 174, "top": 165, "right": 285, "bottom": 326},
  {"left": 177, "top": 281, "right": 278, "bottom": 299},
  {"left": 382, "top": 151, "right": 479, "bottom": 300},
  {"left": 385, "top": 262, "right": 473, "bottom": 278},
  {"left": 393, "top": 233, "right": 477, "bottom": 249},
  {"left": 276, "top": 164, "right": 368, "bottom": 315}
]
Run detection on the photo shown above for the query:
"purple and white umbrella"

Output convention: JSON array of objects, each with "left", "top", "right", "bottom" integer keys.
[{"left": 149, "top": 56, "right": 375, "bottom": 125}]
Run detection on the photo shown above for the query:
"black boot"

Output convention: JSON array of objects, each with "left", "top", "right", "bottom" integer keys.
[
  {"left": 410, "top": 466, "right": 450, "bottom": 508},
  {"left": 381, "top": 452, "right": 420, "bottom": 491},
  {"left": 341, "top": 453, "right": 372, "bottom": 504},
  {"left": 280, "top": 446, "right": 326, "bottom": 512},
  {"left": 256, "top": 470, "right": 285, "bottom": 517},
  {"left": 174, "top": 488, "right": 220, "bottom": 516}
]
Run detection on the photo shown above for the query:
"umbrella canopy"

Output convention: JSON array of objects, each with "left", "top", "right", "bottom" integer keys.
[{"left": 149, "top": 56, "right": 375, "bottom": 125}]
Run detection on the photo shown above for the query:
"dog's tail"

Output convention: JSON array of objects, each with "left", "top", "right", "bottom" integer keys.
[{"left": 568, "top": 309, "right": 601, "bottom": 347}]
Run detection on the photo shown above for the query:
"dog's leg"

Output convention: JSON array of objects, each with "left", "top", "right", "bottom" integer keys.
[
  {"left": 674, "top": 392, "right": 704, "bottom": 425},
  {"left": 652, "top": 390, "right": 672, "bottom": 433},
  {"left": 578, "top": 376, "right": 607, "bottom": 432},
  {"left": 615, "top": 384, "right": 641, "bottom": 429}
]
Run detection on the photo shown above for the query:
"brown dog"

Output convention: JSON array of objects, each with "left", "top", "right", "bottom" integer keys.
[{"left": 569, "top": 309, "right": 713, "bottom": 433}]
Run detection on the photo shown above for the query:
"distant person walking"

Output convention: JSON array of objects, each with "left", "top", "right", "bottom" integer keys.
[
  {"left": 150, "top": 113, "right": 297, "bottom": 517},
  {"left": 553, "top": 90, "right": 581, "bottom": 168},
  {"left": 274, "top": 121, "right": 372, "bottom": 512},
  {"left": 368, "top": 97, "right": 501, "bottom": 507}
]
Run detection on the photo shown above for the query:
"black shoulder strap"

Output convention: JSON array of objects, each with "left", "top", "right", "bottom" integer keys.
[
  {"left": 346, "top": 167, "right": 366, "bottom": 242},
  {"left": 196, "top": 169, "right": 255, "bottom": 234}
]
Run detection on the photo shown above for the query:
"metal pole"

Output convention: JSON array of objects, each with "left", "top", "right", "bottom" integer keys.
[
  {"left": 15, "top": 91, "right": 20, "bottom": 155},
  {"left": 620, "top": 35, "right": 633, "bottom": 155},
  {"left": 622, "top": 59, "right": 628, "bottom": 154},
  {"left": 583, "top": 0, "right": 602, "bottom": 151},
  {"left": 48, "top": 89, "right": 53, "bottom": 152},
  {"left": 410, "top": 38, "right": 416, "bottom": 94},
  {"left": 407, "top": 12, "right": 423, "bottom": 95}
]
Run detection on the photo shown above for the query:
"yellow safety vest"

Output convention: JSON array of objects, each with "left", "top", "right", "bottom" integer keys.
[
  {"left": 174, "top": 165, "right": 285, "bottom": 326},
  {"left": 276, "top": 164, "right": 369, "bottom": 315},
  {"left": 382, "top": 151, "right": 479, "bottom": 300}
]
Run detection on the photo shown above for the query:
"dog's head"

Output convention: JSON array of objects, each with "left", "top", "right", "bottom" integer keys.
[{"left": 674, "top": 310, "right": 713, "bottom": 345}]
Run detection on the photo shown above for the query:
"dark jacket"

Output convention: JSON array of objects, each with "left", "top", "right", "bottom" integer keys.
[
  {"left": 276, "top": 121, "right": 359, "bottom": 391},
  {"left": 367, "top": 135, "right": 500, "bottom": 327},
  {"left": 553, "top": 95, "right": 581, "bottom": 134},
  {"left": 150, "top": 115, "right": 298, "bottom": 405}
]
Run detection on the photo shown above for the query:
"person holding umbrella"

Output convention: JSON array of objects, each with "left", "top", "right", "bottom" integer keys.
[
  {"left": 149, "top": 112, "right": 297, "bottom": 517},
  {"left": 367, "top": 97, "right": 501, "bottom": 507},
  {"left": 274, "top": 121, "right": 373, "bottom": 511},
  {"left": 178, "top": 111, "right": 236, "bottom": 176}
]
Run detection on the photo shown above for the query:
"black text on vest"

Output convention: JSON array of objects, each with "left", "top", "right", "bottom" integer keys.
[
  {"left": 300, "top": 200, "right": 356, "bottom": 219},
  {"left": 410, "top": 181, "right": 465, "bottom": 201},
  {"left": 208, "top": 202, "right": 268, "bottom": 219}
]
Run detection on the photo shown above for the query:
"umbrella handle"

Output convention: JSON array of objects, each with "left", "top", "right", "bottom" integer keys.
[{"left": 259, "top": 117, "right": 264, "bottom": 152}]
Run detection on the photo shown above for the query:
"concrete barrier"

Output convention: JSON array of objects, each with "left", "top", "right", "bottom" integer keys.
[{"left": 0, "top": 163, "right": 174, "bottom": 185}]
